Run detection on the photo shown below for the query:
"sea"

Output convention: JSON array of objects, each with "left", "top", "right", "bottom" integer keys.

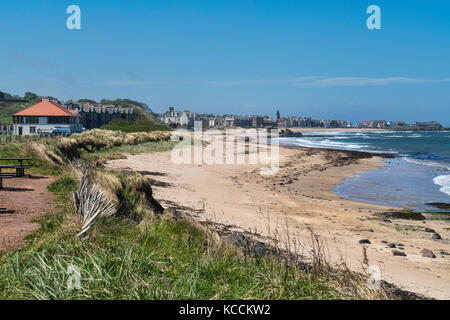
[{"left": 278, "top": 130, "right": 450, "bottom": 211}]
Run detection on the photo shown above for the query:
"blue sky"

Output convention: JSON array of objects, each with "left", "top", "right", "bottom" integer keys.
[{"left": 1, "top": 0, "right": 449, "bottom": 125}]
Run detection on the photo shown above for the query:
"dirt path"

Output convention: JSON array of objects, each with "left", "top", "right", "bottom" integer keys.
[
  {"left": 107, "top": 145, "right": 450, "bottom": 299},
  {"left": 0, "top": 175, "right": 55, "bottom": 251}
]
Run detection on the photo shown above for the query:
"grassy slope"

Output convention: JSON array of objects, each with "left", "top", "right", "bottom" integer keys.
[
  {"left": 0, "top": 100, "right": 36, "bottom": 124},
  {"left": 0, "top": 129, "right": 383, "bottom": 300},
  {"left": 100, "top": 119, "right": 170, "bottom": 133}
]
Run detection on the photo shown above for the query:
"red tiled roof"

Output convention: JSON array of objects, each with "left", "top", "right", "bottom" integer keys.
[{"left": 13, "top": 100, "right": 75, "bottom": 117}]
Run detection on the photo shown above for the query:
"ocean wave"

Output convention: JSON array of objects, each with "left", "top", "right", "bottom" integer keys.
[
  {"left": 402, "top": 157, "right": 450, "bottom": 170},
  {"left": 286, "top": 137, "right": 370, "bottom": 150},
  {"left": 433, "top": 175, "right": 450, "bottom": 196}
]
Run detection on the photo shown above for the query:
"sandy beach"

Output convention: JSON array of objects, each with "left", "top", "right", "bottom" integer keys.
[{"left": 107, "top": 140, "right": 450, "bottom": 299}]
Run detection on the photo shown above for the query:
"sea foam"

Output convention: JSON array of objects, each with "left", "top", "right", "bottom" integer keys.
[{"left": 433, "top": 175, "right": 450, "bottom": 196}]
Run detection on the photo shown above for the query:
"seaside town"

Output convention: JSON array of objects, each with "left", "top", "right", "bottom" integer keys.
[{"left": 0, "top": 92, "right": 445, "bottom": 136}]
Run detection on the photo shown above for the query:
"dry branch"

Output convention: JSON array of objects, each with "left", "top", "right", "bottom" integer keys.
[{"left": 73, "top": 169, "right": 116, "bottom": 237}]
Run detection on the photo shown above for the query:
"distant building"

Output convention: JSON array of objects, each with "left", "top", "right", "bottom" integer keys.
[
  {"left": 252, "top": 116, "right": 264, "bottom": 128},
  {"left": 12, "top": 99, "right": 82, "bottom": 136},
  {"left": 208, "top": 118, "right": 218, "bottom": 127},
  {"left": 224, "top": 117, "right": 236, "bottom": 127},
  {"left": 394, "top": 121, "right": 407, "bottom": 127},
  {"left": 159, "top": 107, "right": 196, "bottom": 127},
  {"left": 65, "top": 102, "right": 136, "bottom": 130},
  {"left": 263, "top": 116, "right": 277, "bottom": 127}
]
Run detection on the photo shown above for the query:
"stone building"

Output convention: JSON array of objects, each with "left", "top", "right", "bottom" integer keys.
[{"left": 65, "top": 102, "right": 136, "bottom": 129}]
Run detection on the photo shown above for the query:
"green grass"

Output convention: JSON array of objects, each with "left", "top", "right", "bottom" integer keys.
[
  {"left": 0, "top": 100, "right": 35, "bottom": 122},
  {"left": 0, "top": 174, "right": 341, "bottom": 300},
  {"left": 47, "top": 175, "right": 78, "bottom": 197},
  {"left": 81, "top": 140, "right": 177, "bottom": 163},
  {"left": 100, "top": 119, "right": 170, "bottom": 133},
  {"left": 0, "top": 115, "right": 12, "bottom": 124}
]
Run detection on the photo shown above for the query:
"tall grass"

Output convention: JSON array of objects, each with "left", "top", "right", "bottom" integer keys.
[{"left": 0, "top": 129, "right": 172, "bottom": 174}]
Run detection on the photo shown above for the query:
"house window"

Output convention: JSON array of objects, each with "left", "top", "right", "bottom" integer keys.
[
  {"left": 30, "top": 126, "right": 36, "bottom": 134},
  {"left": 13, "top": 116, "right": 24, "bottom": 124},
  {"left": 25, "top": 117, "right": 39, "bottom": 124},
  {"left": 48, "top": 116, "right": 71, "bottom": 124}
]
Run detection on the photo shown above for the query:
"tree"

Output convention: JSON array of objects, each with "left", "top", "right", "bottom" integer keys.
[
  {"left": 0, "top": 91, "right": 12, "bottom": 99},
  {"left": 24, "top": 91, "right": 38, "bottom": 101},
  {"left": 77, "top": 99, "right": 97, "bottom": 105}
]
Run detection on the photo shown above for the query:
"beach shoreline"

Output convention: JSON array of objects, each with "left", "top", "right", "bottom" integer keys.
[
  {"left": 288, "top": 127, "right": 386, "bottom": 133},
  {"left": 107, "top": 143, "right": 450, "bottom": 299}
]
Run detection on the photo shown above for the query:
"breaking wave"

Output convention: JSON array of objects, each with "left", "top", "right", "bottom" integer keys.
[{"left": 434, "top": 175, "right": 450, "bottom": 196}]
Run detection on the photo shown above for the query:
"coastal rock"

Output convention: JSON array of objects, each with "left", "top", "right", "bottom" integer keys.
[
  {"left": 392, "top": 250, "right": 407, "bottom": 257},
  {"left": 252, "top": 242, "right": 268, "bottom": 258},
  {"left": 431, "top": 233, "right": 442, "bottom": 240},
  {"left": 426, "top": 202, "right": 450, "bottom": 210},
  {"left": 278, "top": 128, "right": 303, "bottom": 138},
  {"left": 374, "top": 210, "right": 426, "bottom": 221},
  {"left": 421, "top": 249, "right": 436, "bottom": 258},
  {"left": 231, "top": 232, "right": 248, "bottom": 248},
  {"left": 359, "top": 239, "right": 371, "bottom": 244},
  {"left": 424, "top": 228, "right": 435, "bottom": 233}
]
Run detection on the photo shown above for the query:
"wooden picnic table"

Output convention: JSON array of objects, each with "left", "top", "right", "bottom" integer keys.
[
  {"left": 0, "top": 157, "right": 33, "bottom": 177},
  {"left": 0, "top": 157, "right": 33, "bottom": 165},
  {"left": 0, "top": 174, "right": 14, "bottom": 190}
]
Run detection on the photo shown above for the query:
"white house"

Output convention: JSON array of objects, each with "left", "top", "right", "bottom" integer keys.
[
  {"left": 159, "top": 107, "right": 196, "bottom": 127},
  {"left": 12, "top": 99, "right": 82, "bottom": 136}
]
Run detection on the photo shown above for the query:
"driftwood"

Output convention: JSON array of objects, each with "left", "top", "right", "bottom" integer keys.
[{"left": 73, "top": 169, "right": 116, "bottom": 237}]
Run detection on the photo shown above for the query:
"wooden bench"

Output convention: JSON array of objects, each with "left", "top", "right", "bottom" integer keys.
[{"left": 0, "top": 158, "right": 32, "bottom": 177}]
